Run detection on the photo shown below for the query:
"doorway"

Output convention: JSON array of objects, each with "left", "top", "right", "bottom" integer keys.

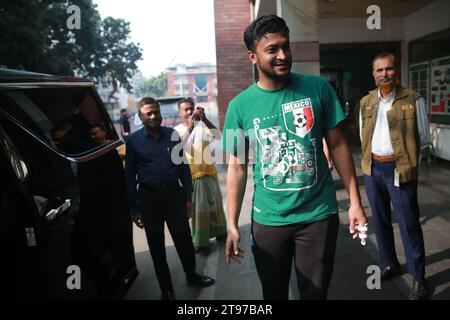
[{"left": 320, "top": 42, "right": 401, "bottom": 146}]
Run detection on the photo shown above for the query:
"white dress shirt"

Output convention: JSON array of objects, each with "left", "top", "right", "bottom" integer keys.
[
  {"left": 134, "top": 113, "right": 144, "bottom": 131},
  {"left": 359, "top": 88, "right": 431, "bottom": 156},
  {"left": 174, "top": 121, "right": 213, "bottom": 146}
]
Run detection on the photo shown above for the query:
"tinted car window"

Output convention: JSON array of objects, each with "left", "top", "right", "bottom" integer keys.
[
  {"left": 0, "top": 125, "right": 28, "bottom": 180},
  {"left": 0, "top": 87, "right": 118, "bottom": 157},
  {"left": 0, "top": 77, "right": 137, "bottom": 299},
  {"left": 160, "top": 101, "right": 180, "bottom": 128}
]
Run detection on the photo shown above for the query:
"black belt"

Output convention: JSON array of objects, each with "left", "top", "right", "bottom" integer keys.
[{"left": 139, "top": 183, "right": 178, "bottom": 191}]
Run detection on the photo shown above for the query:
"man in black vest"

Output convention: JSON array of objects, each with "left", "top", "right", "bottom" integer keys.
[{"left": 359, "top": 53, "right": 430, "bottom": 300}]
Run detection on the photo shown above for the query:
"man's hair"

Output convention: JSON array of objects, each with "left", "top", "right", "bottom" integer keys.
[
  {"left": 120, "top": 108, "right": 127, "bottom": 114},
  {"left": 137, "top": 97, "right": 160, "bottom": 111},
  {"left": 372, "top": 52, "right": 397, "bottom": 69},
  {"left": 52, "top": 121, "right": 72, "bottom": 132},
  {"left": 90, "top": 124, "right": 106, "bottom": 132},
  {"left": 244, "top": 15, "right": 290, "bottom": 52},
  {"left": 177, "top": 97, "right": 195, "bottom": 109}
]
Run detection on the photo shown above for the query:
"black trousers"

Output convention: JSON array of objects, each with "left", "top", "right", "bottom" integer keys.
[
  {"left": 138, "top": 185, "right": 196, "bottom": 292},
  {"left": 251, "top": 214, "right": 339, "bottom": 300}
]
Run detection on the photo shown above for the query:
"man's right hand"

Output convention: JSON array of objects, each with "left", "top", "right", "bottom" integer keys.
[
  {"left": 186, "top": 114, "right": 198, "bottom": 132},
  {"left": 348, "top": 203, "right": 368, "bottom": 245},
  {"left": 192, "top": 108, "right": 203, "bottom": 121},
  {"left": 132, "top": 214, "right": 144, "bottom": 229},
  {"left": 226, "top": 227, "right": 244, "bottom": 265}
]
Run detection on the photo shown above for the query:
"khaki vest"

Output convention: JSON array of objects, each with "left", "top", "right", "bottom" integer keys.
[{"left": 360, "top": 86, "right": 421, "bottom": 183}]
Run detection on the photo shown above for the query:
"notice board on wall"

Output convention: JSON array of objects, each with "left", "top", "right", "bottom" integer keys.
[{"left": 430, "top": 56, "right": 450, "bottom": 115}]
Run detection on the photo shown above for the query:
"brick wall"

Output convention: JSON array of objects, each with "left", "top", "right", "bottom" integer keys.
[
  {"left": 207, "top": 73, "right": 215, "bottom": 102},
  {"left": 188, "top": 74, "right": 196, "bottom": 97},
  {"left": 214, "top": 0, "right": 253, "bottom": 129},
  {"left": 167, "top": 72, "right": 175, "bottom": 96}
]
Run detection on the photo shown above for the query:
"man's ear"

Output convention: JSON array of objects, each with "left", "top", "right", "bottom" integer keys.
[{"left": 248, "top": 50, "right": 257, "bottom": 65}]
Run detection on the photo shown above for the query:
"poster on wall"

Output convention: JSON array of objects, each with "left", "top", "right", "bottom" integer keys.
[
  {"left": 409, "top": 61, "right": 429, "bottom": 106},
  {"left": 430, "top": 56, "right": 450, "bottom": 115}
]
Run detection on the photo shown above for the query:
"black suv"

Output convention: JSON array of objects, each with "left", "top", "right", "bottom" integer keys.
[{"left": 0, "top": 68, "right": 138, "bottom": 299}]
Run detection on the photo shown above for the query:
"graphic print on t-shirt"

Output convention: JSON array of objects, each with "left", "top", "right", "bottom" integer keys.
[
  {"left": 253, "top": 99, "right": 317, "bottom": 191},
  {"left": 282, "top": 98, "right": 314, "bottom": 138}
]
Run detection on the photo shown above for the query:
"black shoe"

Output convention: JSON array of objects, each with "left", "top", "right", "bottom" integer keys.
[
  {"left": 410, "top": 278, "right": 430, "bottom": 300},
  {"left": 160, "top": 290, "right": 175, "bottom": 300},
  {"left": 380, "top": 263, "right": 401, "bottom": 281},
  {"left": 187, "top": 273, "right": 215, "bottom": 288}
]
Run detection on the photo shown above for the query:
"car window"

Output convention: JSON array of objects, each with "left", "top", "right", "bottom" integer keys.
[
  {"left": 160, "top": 101, "right": 180, "bottom": 128},
  {"left": 0, "top": 87, "right": 118, "bottom": 157},
  {"left": 0, "top": 125, "right": 28, "bottom": 180}
]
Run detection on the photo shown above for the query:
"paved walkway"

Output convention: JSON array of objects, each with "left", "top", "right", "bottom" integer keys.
[{"left": 126, "top": 154, "right": 450, "bottom": 300}]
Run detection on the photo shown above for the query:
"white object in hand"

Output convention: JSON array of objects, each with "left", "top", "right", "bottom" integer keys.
[{"left": 356, "top": 223, "right": 368, "bottom": 246}]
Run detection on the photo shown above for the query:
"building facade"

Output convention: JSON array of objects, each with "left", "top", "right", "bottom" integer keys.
[
  {"left": 214, "top": 0, "right": 450, "bottom": 160},
  {"left": 166, "top": 63, "right": 219, "bottom": 127},
  {"left": 96, "top": 85, "right": 136, "bottom": 122}
]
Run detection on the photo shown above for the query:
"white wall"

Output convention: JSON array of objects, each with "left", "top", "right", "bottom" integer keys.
[
  {"left": 292, "top": 62, "right": 320, "bottom": 75},
  {"left": 401, "top": 0, "right": 450, "bottom": 84},
  {"left": 431, "top": 124, "right": 450, "bottom": 161},
  {"left": 283, "top": 0, "right": 318, "bottom": 42},
  {"left": 254, "top": 0, "right": 277, "bottom": 19},
  {"left": 318, "top": 0, "right": 450, "bottom": 44},
  {"left": 319, "top": 17, "right": 405, "bottom": 83},
  {"left": 318, "top": 17, "right": 404, "bottom": 44},
  {"left": 403, "top": 0, "right": 450, "bottom": 42},
  {"left": 318, "top": 0, "right": 450, "bottom": 86}
]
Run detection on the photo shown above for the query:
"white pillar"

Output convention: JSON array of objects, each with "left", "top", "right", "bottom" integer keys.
[{"left": 279, "top": 0, "right": 320, "bottom": 75}]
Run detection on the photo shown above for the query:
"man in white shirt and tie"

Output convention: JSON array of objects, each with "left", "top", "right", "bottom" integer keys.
[{"left": 359, "top": 52, "right": 430, "bottom": 300}]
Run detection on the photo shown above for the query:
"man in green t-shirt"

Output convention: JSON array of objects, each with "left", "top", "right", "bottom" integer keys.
[{"left": 222, "top": 15, "right": 368, "bottom": 300}]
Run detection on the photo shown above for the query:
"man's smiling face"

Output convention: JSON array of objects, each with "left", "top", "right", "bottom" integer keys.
[{"left": 249, "top": 31, "right": 292, "bottom": 82}]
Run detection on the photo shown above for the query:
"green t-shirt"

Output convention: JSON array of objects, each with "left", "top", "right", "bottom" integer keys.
[{"left": 222, "top": 73, "right": 346, "bottom": 226}]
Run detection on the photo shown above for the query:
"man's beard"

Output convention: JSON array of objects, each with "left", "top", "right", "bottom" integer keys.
[
  {"left": 258, "top": 62, "right": 291, "bottom": 81},
  {"left": 144, "top": 120, "right": 161, "bottom": 128}
]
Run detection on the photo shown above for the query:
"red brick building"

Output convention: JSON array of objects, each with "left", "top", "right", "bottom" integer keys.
[
  {"left": 166, "top": 63, "right": 217, "bottom": 104},
  {"left": 165, "top": 63, "right": 219, "bottom": 126},
  {"left": 214, "top": 0, "right": 253, "bottom": 129}
]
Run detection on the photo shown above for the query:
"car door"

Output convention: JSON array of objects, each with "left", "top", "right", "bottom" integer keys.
[{"left": 0, "top": 83, "right": 136, "bottom": 299}]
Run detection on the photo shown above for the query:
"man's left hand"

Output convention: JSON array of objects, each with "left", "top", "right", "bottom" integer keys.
[
  {"left": 192, "top": 108, "right": 203, "bottom": 121},
  {"left": 196, "top": 107, "right": 206, "bottom": 120},
  {"left": 348, "top": 204, "right": 368, "bottom": 245},
  {"left": 186, "top": 200, "right": 193, "bottom": 219}
]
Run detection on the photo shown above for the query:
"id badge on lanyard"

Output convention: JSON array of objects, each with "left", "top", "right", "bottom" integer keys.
[{"left": 394, "top": 168, "right": 400, "bottom": 187}]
